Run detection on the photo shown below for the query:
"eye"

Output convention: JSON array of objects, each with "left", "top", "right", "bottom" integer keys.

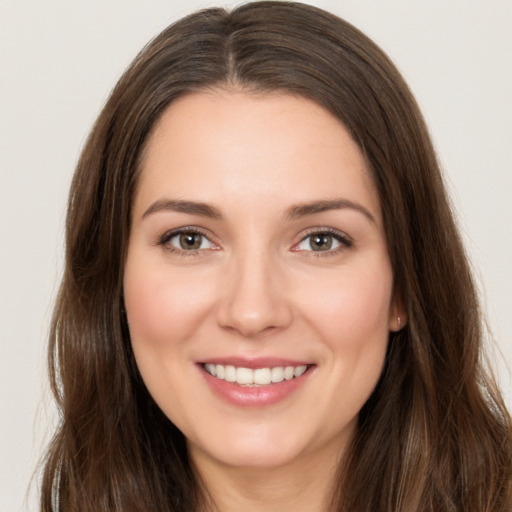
[
  {"left": 160, "top": 229, "right": 217, "bottom": 252},
  {"left": 293, "top": 230, "right": 352, "bottom": 253}
]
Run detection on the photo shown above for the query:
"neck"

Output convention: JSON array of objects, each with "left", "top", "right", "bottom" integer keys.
[{"left": 189, "top": 438, "right": 347, "bottom": 512}]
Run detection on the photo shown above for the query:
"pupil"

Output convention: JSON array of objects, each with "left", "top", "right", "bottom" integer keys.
[
  {"left": 180, "top": 233, "right": 201, "bottom": 249},
  {"left": 311, "top": 234, "right": 332, "bottom": 251}
]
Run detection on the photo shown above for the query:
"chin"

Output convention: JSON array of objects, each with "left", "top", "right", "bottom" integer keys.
[
  {"left": 186, "top": 416, "right": 353, "bottom": 472},
  {"left": 186, "top": 420, "right": 296, "bottom": 466},
  {"left": 192, "top": 440, "right": 303, "bottom": 470}
]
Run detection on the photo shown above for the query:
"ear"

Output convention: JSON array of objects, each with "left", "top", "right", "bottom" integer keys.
[{"left": 388, "top": 289, "right": 408, "bottom": 332}]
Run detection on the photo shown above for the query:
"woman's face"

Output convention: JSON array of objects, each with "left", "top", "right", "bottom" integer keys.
[{"left": 124, "top": 91, "right": 402, "bottom": 471}]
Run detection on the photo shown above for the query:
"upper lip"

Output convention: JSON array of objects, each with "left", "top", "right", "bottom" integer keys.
[{"left": 198, "top": 357, "right": 313, "bottom": 369}]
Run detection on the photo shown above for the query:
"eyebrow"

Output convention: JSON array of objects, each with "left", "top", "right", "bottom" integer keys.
[
  {"left": 286, "top": 199, "right": 376, "bottom": 223},
  {"left": 141, "top": 197, "right": 375, "bottom": 223},
  {"left": 142, "top": 199, "right": 223, "bottom": 220}
]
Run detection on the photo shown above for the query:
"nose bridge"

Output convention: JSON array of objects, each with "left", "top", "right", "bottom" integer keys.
[{"left": 217, "top": 243, "right": 292, "bottom": 337}]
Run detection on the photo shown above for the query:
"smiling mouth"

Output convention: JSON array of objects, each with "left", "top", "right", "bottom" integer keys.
[{"left": 202, "top": 363, "right": 311, "bottom": 387}]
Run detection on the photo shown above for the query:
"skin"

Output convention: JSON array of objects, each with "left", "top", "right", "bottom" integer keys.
[{"left": 124, "top": 90, "right": 405, "bottom": 511}]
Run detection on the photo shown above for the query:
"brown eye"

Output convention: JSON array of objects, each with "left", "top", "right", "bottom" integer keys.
[
  {"left": 178, "top": 232, "right": 203, "bottom": 250},
  {"left": 309, "top": 233, "right": 333, "bottom": 251},
  {"left": 160, "top": 230, "right": 216, "bottom": 252},
  {"left": 294, "top": 230, "right": 352, "bottom": 254},
  {"left": 298, "top": 233, "right": 339, "bottom": 252}
]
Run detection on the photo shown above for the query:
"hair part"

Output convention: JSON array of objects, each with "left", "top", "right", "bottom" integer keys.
[{"left": 41, "top": 2, "right": 511, "bottom": 511}]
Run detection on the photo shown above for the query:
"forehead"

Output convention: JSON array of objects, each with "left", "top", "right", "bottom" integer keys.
[{"left": 135, "top": 90, "right": 381, "bottom": 222}]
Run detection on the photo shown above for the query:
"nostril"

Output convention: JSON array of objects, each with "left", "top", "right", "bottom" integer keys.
[{"left": 216, "top": 297, "right": 293, "bottom": 338}]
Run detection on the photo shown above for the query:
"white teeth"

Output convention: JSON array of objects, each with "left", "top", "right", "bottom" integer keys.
[
  {"left": 224, "top": 365, "right": 236, "bottom": 383},
  {"left": 236, "top": 367, "right": 253, "bottom": 385},
  {"left": 271, "top": 367, "right": 284, "bottom": 383},
  {"left": 204, "top": 363, "right": 310, "bottom": 386},
  {"left": 254, "top": 368, "right": 272, "bottom": 385},
  {"left": 284, "top": 366, "right": 295, "bottom": 380},
  {"left": 294, "top": 365, "right": 307, "bottom": 377},
  {"left": 205, "top": 363, "right": 216, "bottom": 377}
]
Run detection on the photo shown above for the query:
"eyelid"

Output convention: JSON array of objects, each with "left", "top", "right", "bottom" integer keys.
[
  {"left": 157, "top": 226, "right": 220, "bottom": 253},
  {"left": 291, "top": 227, "right": 353, "bottom": 254},
  {"left": 155, "top": 225, "right": 352, "bottom": 256}
]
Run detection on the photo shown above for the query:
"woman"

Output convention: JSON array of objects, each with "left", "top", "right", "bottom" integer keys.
[{"left": 41, "top": 2, "right": 512, "bottom": 511}]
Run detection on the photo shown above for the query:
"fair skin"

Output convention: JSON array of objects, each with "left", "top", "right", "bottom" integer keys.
[{"left": 124, "top": 90, "right": 405, "bottom": 511}]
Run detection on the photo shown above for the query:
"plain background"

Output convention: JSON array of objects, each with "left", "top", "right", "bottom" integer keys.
[{"left": 1, "top": 1, "right": 510, "bottom": 510}]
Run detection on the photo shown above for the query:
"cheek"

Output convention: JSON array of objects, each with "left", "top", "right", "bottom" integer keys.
[
  {"left": 123, "top": 256, "right": 216, "bottom": 425},
  {"left": 296, "top": 260, "right": 393, "bottom": 412},
  {"left": 300, "top": 263, "right": 393, "bottom": 421},
  {"left": 298, "top": 260, "right": 393, "bottom": 355},
  {"left": 123, "top": 259, "right": 213, "bottom": 350}
]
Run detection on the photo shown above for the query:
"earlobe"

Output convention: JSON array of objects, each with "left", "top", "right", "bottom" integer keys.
[
  {"left": 389, "top": 292, "right": 408, "bottom": 332},
  {"left": 389, "top": 313, "right": 407, "bottom": 332}
]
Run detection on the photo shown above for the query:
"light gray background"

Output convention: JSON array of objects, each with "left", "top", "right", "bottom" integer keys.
[{"left": 1, "top": 1, "right": 510, "bottom": 510}]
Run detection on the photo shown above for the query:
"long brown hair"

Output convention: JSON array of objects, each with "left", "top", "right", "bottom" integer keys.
[{"left": 41, "top": 2, "right": 512, "bottom": 510}]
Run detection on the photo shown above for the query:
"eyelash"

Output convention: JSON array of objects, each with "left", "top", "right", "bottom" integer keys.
[
  {"left": 293, "top": 228, "right": 353, "bottom": 257},
  {"left": 157, "top": 227, "right": 353, "bottom": 257},
  {"left": 158, "top": 227, "right": 216, "bottom": 256}
]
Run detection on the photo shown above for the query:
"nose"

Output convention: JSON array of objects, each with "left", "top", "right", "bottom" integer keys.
[{"left": 216, "top": 249, "right": 293, "bottom": 338}]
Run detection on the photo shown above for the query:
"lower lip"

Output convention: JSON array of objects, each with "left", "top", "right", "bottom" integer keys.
[{"left": 199, "top": 366, "right": 313, "bottom": 407}]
